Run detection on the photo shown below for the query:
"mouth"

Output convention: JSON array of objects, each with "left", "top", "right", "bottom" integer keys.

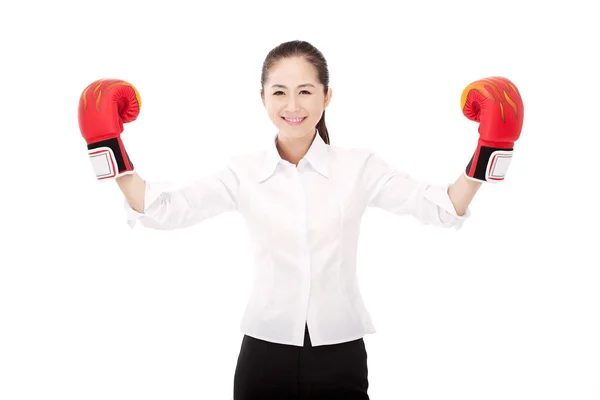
[{"left": 281, "top": 116, "right": 307, "bottom": 126}]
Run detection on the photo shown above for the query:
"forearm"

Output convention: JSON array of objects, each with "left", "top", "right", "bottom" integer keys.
[
  {"left": 116, "top": 172, "right": 146, "bottom": 213},
  {"left": 447, "top": 173, "right": 481, "bottom": 216}
]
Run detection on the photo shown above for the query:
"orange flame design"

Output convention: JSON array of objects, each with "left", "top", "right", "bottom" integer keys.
[
  {"left": 461, "top": 77, "right": 521, "bottom": 123},
  {"left": 79, "top": 79, "right": 142, "bottom": 113}
]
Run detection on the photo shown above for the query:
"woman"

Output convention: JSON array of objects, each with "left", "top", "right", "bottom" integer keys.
[{"left": 78, "top": 40, "right": 523, "bottom": 399}]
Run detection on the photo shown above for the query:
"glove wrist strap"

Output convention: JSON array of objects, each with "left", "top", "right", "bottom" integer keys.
[
  {"left": 87, "top": 137, "right": 134, "bottom": 180},
  {"left": 465, "top": 142, "right": 513, "bottom": 182}
]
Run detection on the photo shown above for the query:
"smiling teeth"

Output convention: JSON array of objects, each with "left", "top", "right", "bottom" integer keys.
[{"left": 285, "top": 117, "right": 304, "bottom": 122}]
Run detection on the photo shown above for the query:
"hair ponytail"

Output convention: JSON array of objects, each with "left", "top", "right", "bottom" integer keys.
[{"left": 316, "top": 111, "right": 329, "bottom": 144}]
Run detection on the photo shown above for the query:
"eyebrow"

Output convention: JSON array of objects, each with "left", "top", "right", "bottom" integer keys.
[{"left": 270, "top": 83, "right": 316, "bottom": 89}]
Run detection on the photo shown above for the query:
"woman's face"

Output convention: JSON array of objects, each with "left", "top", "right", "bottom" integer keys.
[{"left": 262, "top": 56, "right": 332, "bottom": 140}]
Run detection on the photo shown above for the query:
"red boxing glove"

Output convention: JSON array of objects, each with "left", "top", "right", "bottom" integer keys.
[
  {"left": 461, "top": 76, "right": 524, "bottom": 182},
  {"left": 78, "top": 79, "right": 142, "bottom": 180}
]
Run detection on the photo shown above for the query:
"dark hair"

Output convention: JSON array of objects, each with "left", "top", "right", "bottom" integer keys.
[{"left": 260, "top": 40, "right": 330, "bottom": 145}]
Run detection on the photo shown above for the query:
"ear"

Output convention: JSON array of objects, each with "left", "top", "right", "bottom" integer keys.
[{"left": 324, "top": 87, "right": 333, "bottom": 109}]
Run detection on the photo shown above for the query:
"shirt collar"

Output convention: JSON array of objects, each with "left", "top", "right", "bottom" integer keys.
[{"left": 257, "top": 130, "right": 329, "bottom": 182}]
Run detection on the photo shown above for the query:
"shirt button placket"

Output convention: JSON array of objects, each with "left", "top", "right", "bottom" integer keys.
[{"left": 294, "top": 167, "right": 312, "bottom": 335}]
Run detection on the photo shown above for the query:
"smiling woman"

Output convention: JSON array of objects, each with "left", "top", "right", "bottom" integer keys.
[
  {"left": 77, "top": 38, "right": 523, "bottom": 400},
  {"left": 259, "top": 41, "right": 332, "bottom": 166}
]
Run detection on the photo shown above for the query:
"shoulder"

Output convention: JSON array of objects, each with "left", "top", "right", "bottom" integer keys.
[
  {"left": 228, "top": 150, "right": 266, "bottom": 166},
  {"left": 327, "top": 143, "right": 379, "bottom": 165},
  {"left": 328, "top": 144, "right": 400, "bottom": 184},
  {"left": 223, "top": 149, "right": 269, "bottom": 180}
]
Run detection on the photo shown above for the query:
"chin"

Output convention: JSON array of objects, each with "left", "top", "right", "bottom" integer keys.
[
  {"left": 277, "top": 123, "right": 316, "bottom": 138},
  {"left": 280, "top": 130, "right": 312, "bottom": 141}
]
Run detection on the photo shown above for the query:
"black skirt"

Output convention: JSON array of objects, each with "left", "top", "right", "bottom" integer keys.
[{"left": 233, "top": 324, "right": 370, "bottom": 399}]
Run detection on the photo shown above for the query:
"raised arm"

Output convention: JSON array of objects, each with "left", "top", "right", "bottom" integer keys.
[
  {"left": 363, "top": 151, "right": 469, "bottom": 229},
  {"left": 77, "top": 78, "right": 239, "bottom": 230},
  {"left": 123, "top": 164, "right": 240, "bottom": 230}
]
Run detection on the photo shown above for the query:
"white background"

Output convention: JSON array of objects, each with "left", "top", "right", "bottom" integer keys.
[{"left": 1, "top": 0, "right": 599, "bottom": 399}]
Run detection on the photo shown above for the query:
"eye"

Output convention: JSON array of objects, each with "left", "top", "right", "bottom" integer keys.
[
  {"left": 300, "top": 90, "right": 311, "bottom": 95},
  {"left": 273, "top": 91, "right": 284, "bottom": 95}
]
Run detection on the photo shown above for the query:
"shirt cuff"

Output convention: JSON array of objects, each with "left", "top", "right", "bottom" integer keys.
[
  {"left": 424, "top": 184, "right": 471, "bottom": 230},
  {"left": 124, "top": 181, "right": 172, "bottom": 229}
]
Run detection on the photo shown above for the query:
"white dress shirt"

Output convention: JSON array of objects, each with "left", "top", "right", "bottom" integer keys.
[{"left": 125, "top": 132, "right": 470, "bottom": 347}]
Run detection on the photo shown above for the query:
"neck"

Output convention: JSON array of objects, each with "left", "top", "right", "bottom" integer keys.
[{"left": 276, "top": 130, "right": 316, "bottom": 166}]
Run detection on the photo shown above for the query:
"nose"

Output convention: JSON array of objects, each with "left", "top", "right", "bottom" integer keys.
[{"left": 285, "top": 94, "right": 301, "bottom": 113}]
